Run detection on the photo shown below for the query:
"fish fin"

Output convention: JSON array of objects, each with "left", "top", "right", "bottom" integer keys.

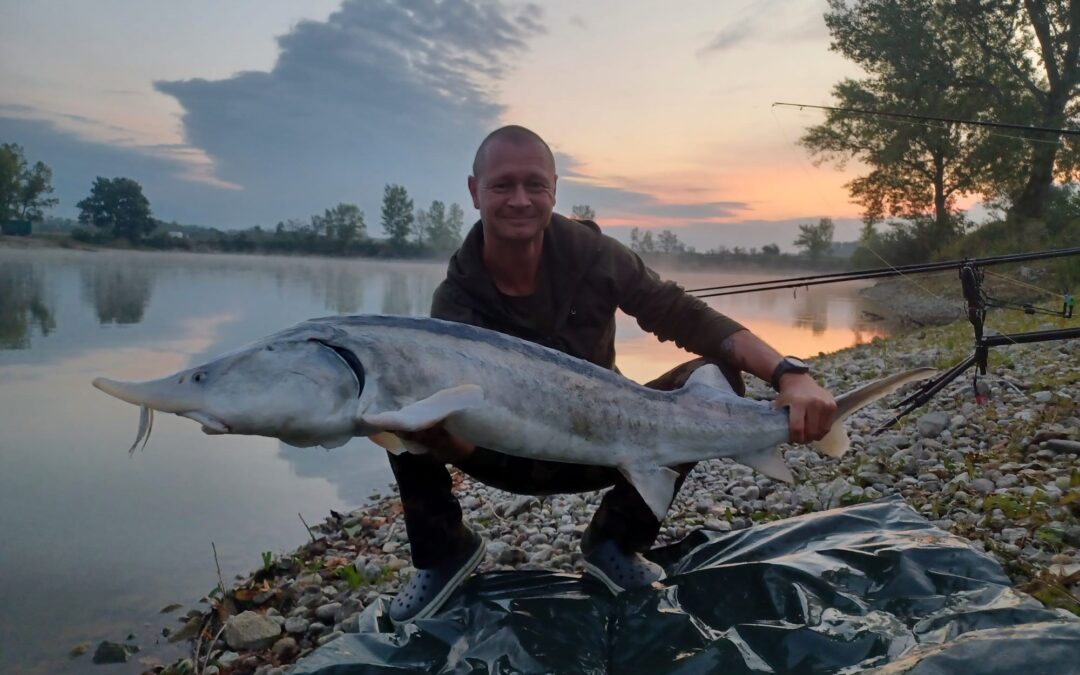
[
  {"left": 618, "top": 464, "right": 680, "bottom": 521},
  {"left": 320, "top": 434, "right": 352, "bottom": 450},
  {"left": 812, "top": 367, "right": 938, "bottom": 458},
  {"left": 369, "top": 431, "right": 406, "bottom": 455},
  {"left": 682, "top": 364, "right": 736, "bottom": 400},
  {"left": 741, "top": 448, "right": 794, "bottom": 483},
  {"left": 362, "top": 384, "right": 484, "bottom": 432}
]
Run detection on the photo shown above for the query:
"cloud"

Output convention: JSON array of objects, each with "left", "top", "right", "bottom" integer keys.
[
  {"left": 153, "top": 0, "right": 545, "bottom": 229},
  {"left": 699, "top": 0, "right": 823, "bottom": 56}
]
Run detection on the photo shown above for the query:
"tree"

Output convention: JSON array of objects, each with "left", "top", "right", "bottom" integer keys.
[
  {"left": 762, "top": 243, "right": 781, "bottom": 255},
  {"left": 802, "top": 0, "right": 999, "bottom": 235},
  {"left": 794, "top": 218, "right": 835, "bottom": 260},
  {"left": 320, "top": 203, "right": 365, "bottom": 244},
  {"left": 656, "top": 229, "right": 686, "bottom": 254},
  {"left": 419, "top": 200, "right": 463, "bottom": 253},
  {"left": 0, "top": 143, "right": 58, "bottom": 222},
  {"left": 76, "top": 177, "right": 155, "bottom": 241},
  {"left": 944, "top": 0, "right": 1080, "bottom": 220},
  {"left": 571, "top": 204, "right": 596, "bottom": 221},
  {"left": 380, "top": 184, "right": 414, "bottom": 248}
]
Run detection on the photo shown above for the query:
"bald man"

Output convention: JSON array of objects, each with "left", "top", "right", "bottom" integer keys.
[{"left": 386, "top": 125, "right": 836, "bottom": 623}]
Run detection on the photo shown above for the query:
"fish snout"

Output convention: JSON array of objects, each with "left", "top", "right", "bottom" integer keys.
[{"left": 92, "top": 374, "right": 202, "bottom": 413}]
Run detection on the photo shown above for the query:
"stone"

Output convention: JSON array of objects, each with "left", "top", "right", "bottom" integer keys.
[
  {"left": 224, "top": 611, "right": 281, "bottom": 651},
  {"left": 969, "top": 478, "right": 995, "bottom": 495},
  {"left": 315, "top": 602, "right": 342, "bottom": 622},
  {"left": 1046, "top": 439, "right": 1080, "bottom": 454},
  {"left": 917, "top": 411, "right": 951, "bottom": 438},
  {"left": 271, "top": 636, "right": 299, "bottom": 659},
  {"left": 1034, "top": 391, "right": 1053, "bottom": 403},
  {"left": 92, "top": 641, "right": 138, "bottom": 664}
]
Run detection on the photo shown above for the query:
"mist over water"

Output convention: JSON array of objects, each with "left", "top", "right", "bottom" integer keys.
[{"left": 0, "top": 248, "right": 886, "bottom": 673}]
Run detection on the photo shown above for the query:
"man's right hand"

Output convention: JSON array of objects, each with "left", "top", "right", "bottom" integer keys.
[{"left": 399, "top": 425, "right": 476, "bottom": 464}]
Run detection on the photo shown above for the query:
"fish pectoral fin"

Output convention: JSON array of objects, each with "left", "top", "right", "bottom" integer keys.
[
  {"left": 368, "top": 431, "right": 406, "bottom": 455},
  {"left": 361, "top": 384, "right": 484, "bottom": 433},
  {"left": 741, "top": 447, "right": 794, "bottom": 483},
  {"left": 618, "top": 463, "right": 680, "bottom": 522},
  {"left": 683, "top": 364, "right": 736, "bottom": 400}
]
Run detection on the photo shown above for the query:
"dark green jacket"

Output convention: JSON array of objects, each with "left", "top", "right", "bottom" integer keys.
[{"left": 431, "top": 213, "right": 746, "bottom": 380}]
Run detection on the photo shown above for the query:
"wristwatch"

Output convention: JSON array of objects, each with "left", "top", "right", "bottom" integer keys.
[{"left": 770, "top": 356, "right": 810, "bottom": 391}]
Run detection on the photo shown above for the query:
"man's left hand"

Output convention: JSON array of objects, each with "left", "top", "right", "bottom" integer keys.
[{"left": 772, "top": 373, "right": 837, "bottom": 443}]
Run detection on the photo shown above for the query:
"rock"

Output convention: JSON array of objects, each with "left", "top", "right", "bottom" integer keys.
[
  {"left": 1000, "top": 527, "right": 1027, "bottom": 544},
  {"left": 224, "top": 611, "right": 281, "bottom": 651},
  {"left": 1033, "top": 391, "right": 1053, "bottom": 403},
  {"left": 496, "top": 545, "right": 527, "bottom": 565},
  {"left": 501, "top": 495, "right": 539, "bottom": 518},
  {"left": 69, "top": 642, "right": 92, "bottom": 658},
  {"left": 315, "top": 602, "right": 341, "bottom": 622},
  {"left": 1046, "top": 439, "right": 1080, "bottom": 454},
  {"left": 969, "top": 478, "right": 995, "bottom": 495},
  {"left": 271, "top": 636, "right": 299, "bottom": 659},
  {"left": 92, "top": 641, "right": 138, "bottom": 664},
  {"left": 218, "top": 651, "right": 242, "bottom": 668},
  {"left": 917, "top": 411, "right": 951, "bottom": 438}
]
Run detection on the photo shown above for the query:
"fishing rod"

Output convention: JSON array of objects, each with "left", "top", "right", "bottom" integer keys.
[
  {"left": 772, "top": 102, "right": 1080, "bottom": 137},
  {"left": 687, "top": 245, "right": 1079, "bottom": 431},
  {"left": 687, "top": 246, "right": 1080, "bottom": 298}
]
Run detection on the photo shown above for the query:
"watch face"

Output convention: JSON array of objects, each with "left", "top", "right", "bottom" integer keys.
[{"left": 785, "top": 356, "right": 808, "bottom": 369}]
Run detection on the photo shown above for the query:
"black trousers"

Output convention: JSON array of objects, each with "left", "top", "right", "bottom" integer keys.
[{"left": 387, "top": 358, "right": 744, "bottom": 568}]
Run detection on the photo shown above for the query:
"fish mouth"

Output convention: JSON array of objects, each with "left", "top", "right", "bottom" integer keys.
[{"left": 180, "top": 411, "right": 230, "bottom": 434}]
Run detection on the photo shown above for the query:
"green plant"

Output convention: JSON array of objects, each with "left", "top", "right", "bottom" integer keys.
[
  {"left": 336, "top": 564, "right": 363, "bottom": 591},
  {"left": 261, "top": 551, "right": 273, "bottom": 573}
]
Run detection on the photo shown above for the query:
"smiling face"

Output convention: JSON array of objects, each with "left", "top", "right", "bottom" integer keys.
[{"left": 468, "top": 136, "right": 557, "bottom": 245}]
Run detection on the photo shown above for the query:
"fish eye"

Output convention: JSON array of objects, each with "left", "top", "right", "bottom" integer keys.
[
  {"left": 193, "top": 372, "right": 206, "bottom": 383},
  {"left": 266, "top": 345, "right": 274, "bottom": 351}
]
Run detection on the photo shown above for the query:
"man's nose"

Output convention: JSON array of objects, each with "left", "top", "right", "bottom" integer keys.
[{"left": 508, "top": 184, "right": 531, "bottom": 207}]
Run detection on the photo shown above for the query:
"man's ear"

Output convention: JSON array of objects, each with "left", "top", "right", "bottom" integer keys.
[
  {"left": 551, "top": 174, "right": 558, "bottom": 205},
  {"left": 468, "top": 175, "right": 480, "bottom": 209}
]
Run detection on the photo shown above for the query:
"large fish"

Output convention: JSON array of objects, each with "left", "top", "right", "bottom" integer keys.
[{"left": 92, "top": 315, "right": 934, "bottom": 520}]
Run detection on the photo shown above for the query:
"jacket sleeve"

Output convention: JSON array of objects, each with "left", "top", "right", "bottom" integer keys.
[{"left": 607, "top": 236, "right": 747, "bottom": 361}]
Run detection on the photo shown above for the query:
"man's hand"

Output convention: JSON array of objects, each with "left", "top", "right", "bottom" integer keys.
[
  {"left": 772, "top": 373, "right": 837, "bottom": 443},
  {"left": 399, "top": 424, "right": 476, "bottom": 464}
]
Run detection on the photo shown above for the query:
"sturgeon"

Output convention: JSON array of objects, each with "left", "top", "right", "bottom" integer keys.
[{"left": 92, "top": 315, "right": 934, "bottom": 520}]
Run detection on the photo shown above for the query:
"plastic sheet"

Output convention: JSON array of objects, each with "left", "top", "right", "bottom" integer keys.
[{"left": 293, "top": 497, "right": 1080, "bottom": 674}]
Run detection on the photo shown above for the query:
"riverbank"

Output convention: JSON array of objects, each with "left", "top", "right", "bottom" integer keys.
[{"left": 113, "top": 311, "right": 1079, "bottom": 675}]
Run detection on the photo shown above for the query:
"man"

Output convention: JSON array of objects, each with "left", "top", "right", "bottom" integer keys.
[{"left": 386, "top": 125, "right": 836, "bottom": 623}]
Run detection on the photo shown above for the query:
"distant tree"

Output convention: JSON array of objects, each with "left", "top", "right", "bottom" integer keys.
[
  {"left": 321, "top": 203, "right": 365, "bottom": 244},
  {"left": 381, "top": 184, "right": 414, "bottom": 248},
  {"left": 76, "top": 177, "right": 154, "bottom": 241},
  {"left": 794, "top": 218, "right": 835, "bottom": 261},
  {"left": 630, "top": 227, "right": 641, "bottom": 251},
  {"left": 762, "top": 243, "right": 781, "bottom": 255},
  {"left": 571, "top": 204, "right": 596, "bottom": 221},
  {"left": 420, "top": 200, "right": 463, "bottom": 253},
  {"left": 656, "top": 229, "right": 686, "bottom": 254},
  {"left": 0, "top": 143, "right": 57, "bottom": 222},
  {"left": 447, "top": 202, "right": 465, "bottom": 244},
  {"left": 639, "top": 229, "right": 655, "bottom": 254}
]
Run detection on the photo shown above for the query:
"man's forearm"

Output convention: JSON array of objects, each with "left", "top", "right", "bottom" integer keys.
[{"left": 718, "top": 329, "right": 784, "bottom": 383}]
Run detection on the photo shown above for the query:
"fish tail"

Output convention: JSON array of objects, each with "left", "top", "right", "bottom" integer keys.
[{"left": 813, "top": 367, "right": 937, "bottom": 458}]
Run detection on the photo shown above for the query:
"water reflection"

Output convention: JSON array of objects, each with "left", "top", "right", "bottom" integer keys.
[
  {"left": 79, "top": 265, "right": 155, "bottom": 324},
  {"left": 0, "top": 261, "right": 55, "bottom": 349}
]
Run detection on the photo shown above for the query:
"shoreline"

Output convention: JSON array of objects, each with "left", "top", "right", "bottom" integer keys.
[{"left": 122, "top": 309, "right": 1080, "bottom": 675}]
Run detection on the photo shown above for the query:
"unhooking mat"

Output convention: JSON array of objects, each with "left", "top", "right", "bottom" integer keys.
[{"left": 292, "top": 497, "right": 1080, "bottom": 674}]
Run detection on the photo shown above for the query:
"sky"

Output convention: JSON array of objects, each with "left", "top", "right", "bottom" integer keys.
[{"left": 0, "top": 0, "right": 876, "bottom": 250}]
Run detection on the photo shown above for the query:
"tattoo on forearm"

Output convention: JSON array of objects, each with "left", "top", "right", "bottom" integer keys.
[{"left": 719, "top": 334, "right": 744, "bottom": 370}]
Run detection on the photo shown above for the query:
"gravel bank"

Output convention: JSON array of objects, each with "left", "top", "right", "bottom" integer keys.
[{"left": 139, "top": 312, "right": 1079, "bottom": 675}]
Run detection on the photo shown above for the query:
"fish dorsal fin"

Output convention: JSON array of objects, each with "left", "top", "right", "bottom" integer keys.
[
  {"left": 618, "top": 463, "right": 680, "bottom": 521},
  {"left": 682, "top": 364, "right": 735, "bottom": 399},
  {"left": 740, "top": 447, "right": 794, "bottom": 483},
  {"left": 361, "top": 384, "right": 484, "bottom": 433}
]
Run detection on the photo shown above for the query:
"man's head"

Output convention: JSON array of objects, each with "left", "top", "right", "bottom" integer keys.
[{"left": 469, "top": 125, "right": 557, "bottom": 244}]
